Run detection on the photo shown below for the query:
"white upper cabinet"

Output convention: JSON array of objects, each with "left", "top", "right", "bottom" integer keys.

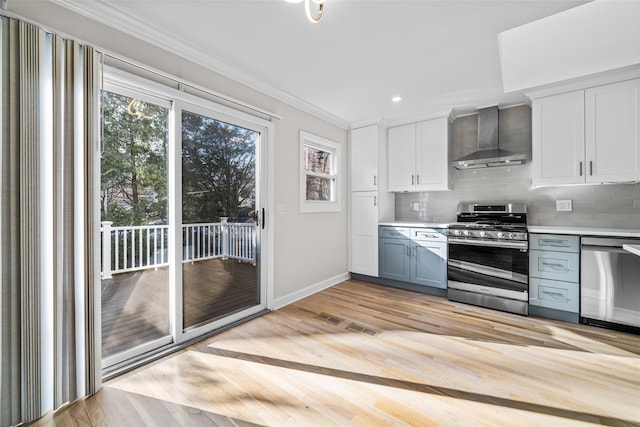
[
  {"left": 415, "top": 118, "right": 450, "bottom": 191},
  {"left": 532, "top": 91, "right": 585, "bottom": 186},
  {"left": 532, "top": 78, "right": 640, "bottom": 186},
  {"left": 387, "top": 123, "right": 416, "bottom": 192},
  {"left": 585, "top": 79, "right": 640, "bottom": 183},
  {"left": 388, "top": 117, "right": 451, "bottom": 192},
  {"left": 351, "top": 125, "right": 380, "bottom": 191}
]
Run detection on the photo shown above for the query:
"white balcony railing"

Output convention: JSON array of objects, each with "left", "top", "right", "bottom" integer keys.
[{"left": 100, "top": 221, "right": 256, "bottom": 279}]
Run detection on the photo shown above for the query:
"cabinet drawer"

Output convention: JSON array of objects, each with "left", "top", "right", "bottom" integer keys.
[
  {"left": 379, "top": 226, "right": 411, "bottom": 239},
  {"left": 411, "top": 228, "right": 447, "bottom": 242},
  {"left": 529, "top": 278, "right": 579, "bottom": 313},
  {"left": 529, "top": 250, "right": 579, "bottom": 282},
  {"left": 529, "top": 234, "right": 579, "bottom": 253}
]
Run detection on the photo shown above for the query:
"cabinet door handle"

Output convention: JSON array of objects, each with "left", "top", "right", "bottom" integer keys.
[
  {"left": 579, "top": 161, "right": 583, "bottom": 177},
  {"left": 413, "top": 247, "right": 417, "bottom": 257},
  {"left": 542, "top": 261, "right": 568, "bottom": 272},
  {"left": 407, "top": 246, "right": 411, "bottom": 256},
  {"left": 541, "top": 289, "right": 569, "bottom": 301},
  {"left": 590, "top": 160, "right": 593, "bottom": 176},
  {"left": 373, "top": 196, "right": 377, "bottom": 207},
  {"left": 539, "top": 239, "right": 569, "bottom": 247},
  {"left": 373, "top": 175, "right": 377, "bottom": 186},
  {"left": 416, "top": 175, "right": 420, "bottom": 185},
  {"left": 411, "top": 175, "right": 415, "bottom": 185}
]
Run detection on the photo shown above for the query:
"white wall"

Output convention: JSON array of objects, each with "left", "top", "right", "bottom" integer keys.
[{"left": 7, "top": 2, "right": 349, "bottom": 304}]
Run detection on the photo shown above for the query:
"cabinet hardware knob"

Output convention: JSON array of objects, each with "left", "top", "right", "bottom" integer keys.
[
  {"left": 416, "top": 175, "right": 420, "bottom": 185},
  {"left": 579, "top": 161, "right": 582, "bottom": 177},
  {"left": 373, "top": 176, "right": 377, "bottom": 186},
  {"left": 373, "top": 196, "right": 377, "bottom": 207},
  {"left": 411, "top": 175, "right": 415, "bottom": 185},
  {"left": 590, "top": 160, "right": 593, "bottom": 176}
]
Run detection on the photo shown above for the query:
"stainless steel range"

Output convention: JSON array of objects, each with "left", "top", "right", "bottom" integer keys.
[{"left": 447, "top": 203, "right": 529, "bottom": 315}]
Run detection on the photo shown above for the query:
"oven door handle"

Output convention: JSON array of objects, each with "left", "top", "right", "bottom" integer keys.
[{"left": 448, "top": 237, "right": 528, "bottom": 250}]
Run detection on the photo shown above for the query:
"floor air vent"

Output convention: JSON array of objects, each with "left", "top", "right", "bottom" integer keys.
[
  {"left": 346, "top": 323, "right": 378, "bottom": 336},
  {"left": 317, "top": 312, "right": 343, "bottom": 325}
]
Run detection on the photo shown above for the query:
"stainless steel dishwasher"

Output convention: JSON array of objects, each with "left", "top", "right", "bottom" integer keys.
[{"left": 581, "top": 237, "right": 640, "bottom": 333}]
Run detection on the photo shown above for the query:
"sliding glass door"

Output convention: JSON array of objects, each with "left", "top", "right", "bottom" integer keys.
[
  {"left": 100, "top": 69, "right": 268, "bottom": 371},
  {"left": 100, "top": 89, "right": 173, "bottom": 364},
  {"left": 181, "top": 109, "right": 260, "bottom": 330}
]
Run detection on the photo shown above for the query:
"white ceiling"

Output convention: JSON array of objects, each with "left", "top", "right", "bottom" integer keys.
[{"left": 53, "top": 0, "right": 589, "bottom": 127}]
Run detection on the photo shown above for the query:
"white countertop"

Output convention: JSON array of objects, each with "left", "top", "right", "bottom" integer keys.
[
  {"left": 528, "top": 225, "right": 640, "bottom": 238},
  {"left": 379, "top": 221, "right": 451, "bottom": 229}
]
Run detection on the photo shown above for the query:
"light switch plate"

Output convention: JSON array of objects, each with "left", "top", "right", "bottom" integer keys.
[
  {"left": 413, "top": 202, "right": 420, "bottom": 211},
  {"left": 276, "top": 204, "right": 286, "bottom": 215},
  {"left": 556, "top": 200, "right": 572, "bottom": 212}
]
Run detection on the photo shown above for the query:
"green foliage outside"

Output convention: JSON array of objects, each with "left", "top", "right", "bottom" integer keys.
[
  {"left": 101, "top": 91, "right": 168, "bottom": 226},
  {"left": 182, "top": 111, "right": 256, "bottom": 223},
  {"left": 100, "top": 91, "right": 257, "bottom": 227}
]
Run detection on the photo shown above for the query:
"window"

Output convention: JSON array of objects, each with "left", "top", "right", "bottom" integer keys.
[{"left": 299, "top": 130, "right": 341, "bottom": 213}]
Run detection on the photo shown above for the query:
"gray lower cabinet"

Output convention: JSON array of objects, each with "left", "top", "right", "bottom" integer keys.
[
  {"left": 379, "top": 236, "right": 411, "bottom": 282},
  {"left": 379, "top": 226, "right": 447, "bottom": 289},
  {"left": 529, "top": 233, "right": 580, "bottom": 322}
]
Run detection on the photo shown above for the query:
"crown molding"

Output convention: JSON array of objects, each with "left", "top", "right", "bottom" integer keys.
[
  {"left": 525, "top": 65, "right": 640, "bottom": 101},
  {"left": 386, "top": 108, "right": 454, "bottom": 128},
  {"left": 50, "top": 0, "right": 350, "bottom": 130},
  {"left": 349, "top": 118, "right": 390, "bottom": 130}
]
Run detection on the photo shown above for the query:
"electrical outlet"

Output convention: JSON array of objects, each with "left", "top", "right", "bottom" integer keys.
[
  {"left": 413, "top": 202, "right": 420, "bottom": 212},
  {"left": 556, "top": 200, "right": 572, "bottom": 212}
]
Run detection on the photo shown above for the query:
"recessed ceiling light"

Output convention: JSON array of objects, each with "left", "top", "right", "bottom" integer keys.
[{"left": 392, "top": 96, "right": 402, "bottom": 103}]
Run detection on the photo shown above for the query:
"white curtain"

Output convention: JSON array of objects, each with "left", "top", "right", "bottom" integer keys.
[{"left": 0, "top": 16, "right": 100, "bottom": 426}]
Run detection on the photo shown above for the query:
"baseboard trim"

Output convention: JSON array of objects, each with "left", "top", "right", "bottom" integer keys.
[{"left": 272, "top": 272, "right": 350, "bottom": 310}]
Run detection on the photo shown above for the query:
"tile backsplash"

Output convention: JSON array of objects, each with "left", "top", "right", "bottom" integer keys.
[{"left": 395, "top": 105, "right": 640, "bottom": 229}]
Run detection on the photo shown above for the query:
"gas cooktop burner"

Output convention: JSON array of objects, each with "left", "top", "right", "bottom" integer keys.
[{"left": 449, "top": 202, "right": 528, "bottom": 242}]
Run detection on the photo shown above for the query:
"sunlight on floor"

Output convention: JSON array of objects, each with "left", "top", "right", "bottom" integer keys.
[{"left": 107, "top": 325, "right": 640, "bottom": 426}]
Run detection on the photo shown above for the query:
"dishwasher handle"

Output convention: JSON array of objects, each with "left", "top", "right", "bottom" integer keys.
[{"left": 581, "top": 244, "right": 629, "bottom": 254}]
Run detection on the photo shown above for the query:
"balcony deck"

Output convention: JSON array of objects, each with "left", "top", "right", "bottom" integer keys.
[{"left": 102, "top": 258, "right": 258, "bottom": 358}]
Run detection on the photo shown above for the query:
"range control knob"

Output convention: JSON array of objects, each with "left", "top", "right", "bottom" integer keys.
[
  {"left": 479, "top": 231, "right": 487, "bottom": 238},
  {"left": 463, "top": 230, "right": 471, "bottom": 236},
  {"left": 497, "top": 232, "right": 505, "bottom": 239},
  {"left": 454, "top": 230, "right": 461, "bottom": 236},
  {"left": 509, "top": 233, "right": 516, "bottom": 239}
]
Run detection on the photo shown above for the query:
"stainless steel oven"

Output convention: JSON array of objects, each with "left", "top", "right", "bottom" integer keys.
[{"left": 447, "top": 203, "right": 529, "bottom": 315}]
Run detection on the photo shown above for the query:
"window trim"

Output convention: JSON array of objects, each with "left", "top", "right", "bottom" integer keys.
[{"left": 299, "top": 130, "right": 341, "bottom": 213}]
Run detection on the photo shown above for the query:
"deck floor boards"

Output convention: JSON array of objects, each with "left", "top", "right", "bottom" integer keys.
[{"left": 102, "top": 258, "right": 258, "bottom": 358}]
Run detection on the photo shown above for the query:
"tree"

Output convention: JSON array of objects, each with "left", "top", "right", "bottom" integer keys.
[
  {"left": 100, "top": 91, "right": 168, "bottom": 226},
  {"left": 181, "top": 111, "right": 256, "bottom": 223},
  {"left": 100, "top": 93, "right": 256, "bottom": 227}
]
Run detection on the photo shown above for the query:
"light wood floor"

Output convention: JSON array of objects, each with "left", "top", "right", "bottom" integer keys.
[{"left": 37, "top": 279, "right": 640, "bottom": 426}]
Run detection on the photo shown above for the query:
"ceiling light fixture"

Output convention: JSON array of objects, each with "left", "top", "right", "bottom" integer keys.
[
  {"left": 392, "top": 96, "right": 402, "bottom": 103},
  {"left": 286, "top": 0, "right": 324, "bottom": 23}
]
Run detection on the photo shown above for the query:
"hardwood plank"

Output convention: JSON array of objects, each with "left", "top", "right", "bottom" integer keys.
[{"left": 33, "top": 279, "right": 640, "bottom": 426}]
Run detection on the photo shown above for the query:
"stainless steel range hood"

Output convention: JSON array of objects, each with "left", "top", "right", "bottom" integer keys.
[{"left": 451, "top": 106, "right": 526, "bottom": 170}]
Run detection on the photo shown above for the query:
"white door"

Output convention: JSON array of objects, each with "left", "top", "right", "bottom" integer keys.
[
  {"left": 388, "top": 124, "right": 416, "bottom": 192},
  {"left": 351, "top": 125, "right": 379, "bottom": 192},
  {"left": 350, "top": 191, "right": 379, "bottom": 276},
  {"left": 415, "top": 118, "right": 449, "bottom": 191},
  {"left": 532, "top": 91, "right": 585, "bottom": 186},
  {"left": 586, "top": 78, "right": 640, "bottom": 183}
]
